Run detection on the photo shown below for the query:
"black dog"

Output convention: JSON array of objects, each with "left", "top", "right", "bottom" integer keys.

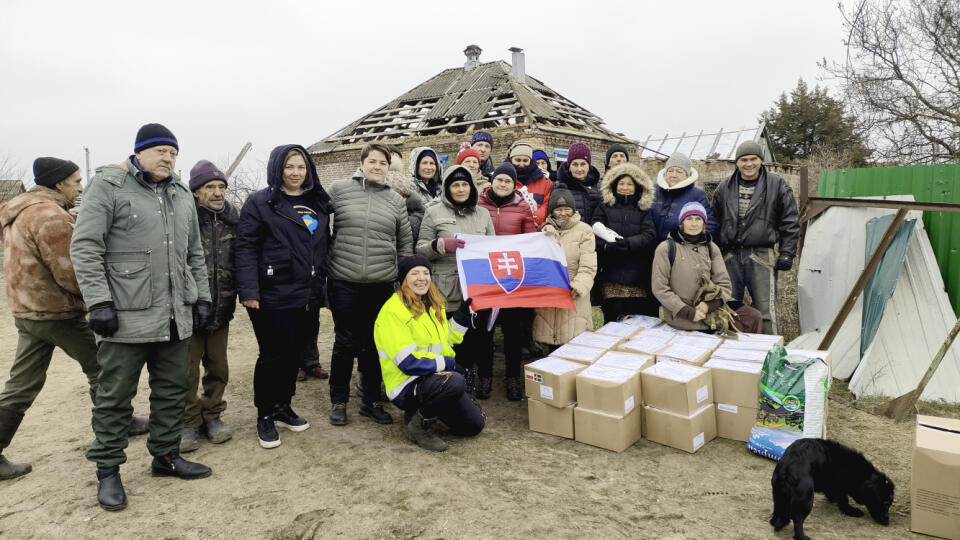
[{"left": 770, "top": 438, "right": 894, "bottom": 540}]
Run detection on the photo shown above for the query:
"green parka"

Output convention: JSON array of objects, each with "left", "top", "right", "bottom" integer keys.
[{"left": 70, "top": 158, "right": 211, "bottom": 343}]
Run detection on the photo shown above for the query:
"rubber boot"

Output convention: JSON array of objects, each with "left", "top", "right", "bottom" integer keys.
[
  {"left": 0, "top": 407, "right": 32, "bottom": 480},
  {"left": 404, "top": 411, "right": 447, "bottom": 452}
]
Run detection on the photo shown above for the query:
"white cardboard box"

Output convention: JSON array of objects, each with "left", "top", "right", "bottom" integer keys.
[
  {"left": 524, "top": 357, "right": 586, "bottom": 407},
  {"left": 594, "top": 321, "right": 640, "bottom": 339},
  {"left": 595, "top": 351, "right": 655, "bottom": 373},
  {"left": 641, "top": 361, "right": 713, "bottom": 416},
  {"left": 618, "top": 329, "right": 674, "bottom": 355},
  {"left": 569, "top": 331, "right": 623, "bottom": 350},
  {"left": 575, "top": 364, "right": 640, "bottom": 417}
]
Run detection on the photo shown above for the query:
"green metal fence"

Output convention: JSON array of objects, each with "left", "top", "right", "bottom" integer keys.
[{"left": 818, "top": 164, "right": 960, "bottom": 316}]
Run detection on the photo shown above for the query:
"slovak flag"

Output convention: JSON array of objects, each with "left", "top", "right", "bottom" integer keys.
[{"left": 455, "top": 232, "right": 576, "bottom": 311}]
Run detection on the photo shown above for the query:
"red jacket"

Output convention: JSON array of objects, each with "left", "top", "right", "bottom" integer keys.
[
  {"left": 516, "top": 173, "right": 553, "bottom": 226},
  {"left": 477, "top": 187, "right": 539, "bottom": 236}
]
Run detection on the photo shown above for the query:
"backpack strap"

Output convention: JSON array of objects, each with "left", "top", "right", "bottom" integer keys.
[{"left": 668, "top": 238, "right": 676, "bottom": 266}]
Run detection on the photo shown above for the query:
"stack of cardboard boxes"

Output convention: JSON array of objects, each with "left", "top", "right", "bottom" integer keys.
[
  {"left": 526, "top": 327, "right": 837, "bottom": 457},
  {"left": 641, "top": 361, "right": 716, "bottom": 453}
]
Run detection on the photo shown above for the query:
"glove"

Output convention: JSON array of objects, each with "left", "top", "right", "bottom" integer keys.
[
  {"left": 774, "top": 257, "right": 793, "bottom": 271},
  {"left": 592, "top": 221, "right": 622, "bottom": 243},
  {"left": 613, "top": 238, "right": 630, "bottom": 252},
  {"left": 442, "top": 237, "right": 465, "bottom": 253},
  {"left": 88, "top": 301, "right": 119, "bottom": 337},
  {"left": 677, "top": 305, "right": 697, "bottom": 321},
  {"left": 451, "top": 298, "right": 473, "bottom": 329},
  {"left": 193, "top": 300, "right": 213, "bottom": 332}
]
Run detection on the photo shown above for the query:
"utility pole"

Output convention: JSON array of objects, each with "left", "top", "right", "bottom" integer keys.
[
  {"left": 225, "top": 142, "right": 252, "bottom": 179},
  {"left": 83, "top": 146, "right": 92, "bottom": 182}
]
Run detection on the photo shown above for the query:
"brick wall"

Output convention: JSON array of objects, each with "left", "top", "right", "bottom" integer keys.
[{"left": 309, "top": 125, "right": 639, "bottom": 188}]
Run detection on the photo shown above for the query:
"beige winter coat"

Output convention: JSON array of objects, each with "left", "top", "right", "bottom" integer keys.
[
  {"left": 651, "top": 230, "right": 732, "bottom": 331},
  {"left": 533, "top": 212, "right": 597, "bottom": 344},
  {"left": 0, "top": 187, "right": 86, "bottom": 320}
]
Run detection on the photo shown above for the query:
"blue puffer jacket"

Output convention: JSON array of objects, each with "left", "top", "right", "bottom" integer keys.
[
  {"left": 650, "top": 166, "right": 717, "bottom": 242},
  {"left": 235, "top": 144, "right": 331, "bottom": 310}
]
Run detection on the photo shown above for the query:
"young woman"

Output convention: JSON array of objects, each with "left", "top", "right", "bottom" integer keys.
[
  {"left": 236, "top": 144, "right": 331, "bottom": 449},
  {"left": 651, "top": 202, "right": 762, "bottom": 333},
  {"left": 533, "top": 188, "right": 598, "bottom": 349},
  {"left": 416, "top": 165, "right": 495, "bottom": 397},
  {"left": 374, "top": 256, "right": 485, "bottom": 452},
  {"left": 594, "top": 163, "right": 657, "bottom": 321},
  {"left": 326, "top": 143, "right": 414, "bottom": 427},
  {"left": 477, "top": 163, "right": 539, "bottom": 400}
]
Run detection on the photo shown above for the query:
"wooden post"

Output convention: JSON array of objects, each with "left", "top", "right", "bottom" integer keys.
[
  {"left": 225, "top": 142, "right": 252, "bottom": 180},
  {"left": 818, "top": 208, "right": 908, "bottom": 350},
  {"left": 798, "top": 166, "right": 809, "bottom": 258}
]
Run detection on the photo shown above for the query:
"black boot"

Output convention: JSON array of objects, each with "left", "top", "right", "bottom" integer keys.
[
  {"left": 151, "top": 453, "right": 212, "bottom": 479},
  {"left": 96, "top": 466, "right": 127, "bottom": 511}
]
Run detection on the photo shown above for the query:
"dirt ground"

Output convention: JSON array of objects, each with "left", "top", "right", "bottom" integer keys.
[{"left": 0, "top": 279, "right": 956, "bottom": 539}]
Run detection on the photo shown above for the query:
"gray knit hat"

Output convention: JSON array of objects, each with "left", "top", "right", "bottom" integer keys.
[
  {"left": 735, "top": 141, "right": 764, "bottom": 161},
  {"left": 664, "top": 152, "right": 692, "bottom": 175}
]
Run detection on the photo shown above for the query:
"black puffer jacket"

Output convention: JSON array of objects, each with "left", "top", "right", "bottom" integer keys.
[
  {"left": 235, "top": 144, "right": 331, "bottom": 310},
  {"left": 196, "top": 200, "right": 239, "bottom": 332},
  {"left": 712, "top": 166, "right": 800, "bottom": 260},
  {"left": 594, "top": 163, "right": 656, "bottom": 288},
  {"left": 554, "top": 162, "right": 603, "bottom": 224}
]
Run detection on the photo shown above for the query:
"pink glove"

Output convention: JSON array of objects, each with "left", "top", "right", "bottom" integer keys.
[{"left": 442, "top": 238, "right": 466, "bottom": 252}]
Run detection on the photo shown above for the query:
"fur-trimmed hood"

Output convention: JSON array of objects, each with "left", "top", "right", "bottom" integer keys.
[
  {"left": 656, "top": 165, "right": 699, "bottom": 191},
  {"left": 601, "top": 162, "right": 653, "bottom": 210}
]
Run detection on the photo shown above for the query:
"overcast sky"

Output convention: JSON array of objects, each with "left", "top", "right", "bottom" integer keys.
[{"left": 1, "top": 0, "right": 848, "bottom": 184}]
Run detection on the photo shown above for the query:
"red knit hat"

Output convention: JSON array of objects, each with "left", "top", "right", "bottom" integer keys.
[
  {"left": 568, "top": 142, "right": 591, "bottom": 164},
  {"left": 457, "top": 148, "right": 482, "bottom": 165}
]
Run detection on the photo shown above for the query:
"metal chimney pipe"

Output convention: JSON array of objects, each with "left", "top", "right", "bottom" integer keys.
[{"left": 509, "top": 47, "right": 525, "bottom": 83}]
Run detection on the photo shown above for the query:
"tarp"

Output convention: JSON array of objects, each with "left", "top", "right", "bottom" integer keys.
[
  {"left": 792, "top": 196, "right": 960, "bottom": 402},
  {"left": 860, "top": 215, "right": 915, "bottom": 357}
]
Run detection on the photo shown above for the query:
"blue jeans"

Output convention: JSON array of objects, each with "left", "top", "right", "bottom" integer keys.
[{"left": 724, "top": 247, "right": 779, "bottom": 335}]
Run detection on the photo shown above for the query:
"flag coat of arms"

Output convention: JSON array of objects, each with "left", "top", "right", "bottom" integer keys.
[{"left": 455, "top": 232, "right": 575, "bottom": 310}]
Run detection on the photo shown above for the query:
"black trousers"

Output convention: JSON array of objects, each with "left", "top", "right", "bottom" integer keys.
[
  {"left": 402, "top": 372, "right": 484, "bottom": 436},
  {"left": 495, "top": 308, "right": 529, "bottom": 377},
  {"left": 248, "top": 306, "right": 317, "bottom": 416},
  {"left": 448, "top": 309, "right": 493, "bottom": 378},
  {"left": 328, "top": 279, "right": 393, "bottom": 404}
]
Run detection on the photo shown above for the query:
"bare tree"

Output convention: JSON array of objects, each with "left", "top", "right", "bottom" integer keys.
[
  {"left": 0, "top": 151, "right": 26, "bottom": 180},
  {"left": 821, "top": 0, "right": 960, "bottom": 164},
  {"left": 218, "top": 160, "right": 265, "bottom": 209}
]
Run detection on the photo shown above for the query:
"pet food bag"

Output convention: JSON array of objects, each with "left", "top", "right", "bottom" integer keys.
[{"left": 747, "top": 345, "right": 830, "bottom": 460}]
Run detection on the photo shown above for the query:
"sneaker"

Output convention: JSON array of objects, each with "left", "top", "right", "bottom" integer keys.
[
  {"left": 329, "top": 403, "right": 348, "bottom": 426},
  {"left": 476, "top": 377, "right": 492, "bottom": 400},
  {"left": 296, "top": 368, "right": 307, "bottom": 382},
  {"left": 506, "top": 376, "right": 524, "bottom": 401},
  {"left": 272, "top": 404, "right": 309, "bottom": 432},
  {"left": 204, "top": 418, "right": 232, "bottom": 444},
  {"left": 359, "top": 402, "right": 393, "bottom": 424},
  {"left": 179, "top": 426, "right": 201, "bottom": 453},
  {"left": 305, "top": 365, "right": 329, "bottom": 379},
  {"left": 257, "top": 416, "right": 281, "bottom": 449}
]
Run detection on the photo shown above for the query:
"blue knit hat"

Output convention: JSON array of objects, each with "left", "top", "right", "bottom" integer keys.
[
  {"left": 135, "top": 123, "right": 178, "bottom": 152},
  {"left": 678, "top": 201, "right": 707, "bottom": 226},
  {"left": 471, "top": 131, "right": 493, "bottom": 146}
]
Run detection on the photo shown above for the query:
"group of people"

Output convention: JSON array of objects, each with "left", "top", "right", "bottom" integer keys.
[{"left": 0, "top": 123, "right": 799, "bottom": 511}]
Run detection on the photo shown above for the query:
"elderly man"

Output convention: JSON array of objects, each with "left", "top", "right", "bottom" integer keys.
[
  {"left": 712, "top": 141, "right": 799, "bottom": 334},
  {"left": 179, "top": 160, "right": 238, "bottom": 453},
  {"left": 0, "top": 158, "right": 147, "bottom": 480},
  {"left": 71, "top": 124, "right": 213, "bottom": 511}
]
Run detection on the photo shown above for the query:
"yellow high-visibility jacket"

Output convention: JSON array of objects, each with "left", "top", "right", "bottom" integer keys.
[{"left": 374, "top": 293, "right": 467, "bottom": 406}]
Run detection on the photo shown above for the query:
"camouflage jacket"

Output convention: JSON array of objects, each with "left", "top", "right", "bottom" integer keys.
[
  {"left": 0, "top": 187, "right": 86, "bottom": 320},
  {"left": 196, "top": 200, "right": 238, "bottom": 332}
]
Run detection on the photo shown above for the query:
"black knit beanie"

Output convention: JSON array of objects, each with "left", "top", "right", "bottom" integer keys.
[
  {"left": 33, "top": 157, "right": 80, "bottom": 188},
  {"left": 492, "top": 162, "right": 518, "bottom": 182},
  {"left": 135, "top": 123, "right": 179, "bottom": 152},
  {"left": 605, "top": 144, "right": 630, "bottom": 168},
  {"left": 398, "top": 255, "right": 432, "bottom": 283},
  {"left": 548, "top": 188, "right": 575, "bottom": 214}
]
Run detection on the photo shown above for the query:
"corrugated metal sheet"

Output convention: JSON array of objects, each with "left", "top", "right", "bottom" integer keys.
[
  {"left": 819, "top": 164, "right": 960, "bottom": 315},
  {"left": 639, "top": 126, "right": 762, "bottom": 160},
  {"left": 791, "top": 197, "right": 960, "bottom": 402}
]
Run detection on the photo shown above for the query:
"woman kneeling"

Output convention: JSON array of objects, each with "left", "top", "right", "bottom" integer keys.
[{"left": 374, "top": 256, "right": 485, "bottom": 452}]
